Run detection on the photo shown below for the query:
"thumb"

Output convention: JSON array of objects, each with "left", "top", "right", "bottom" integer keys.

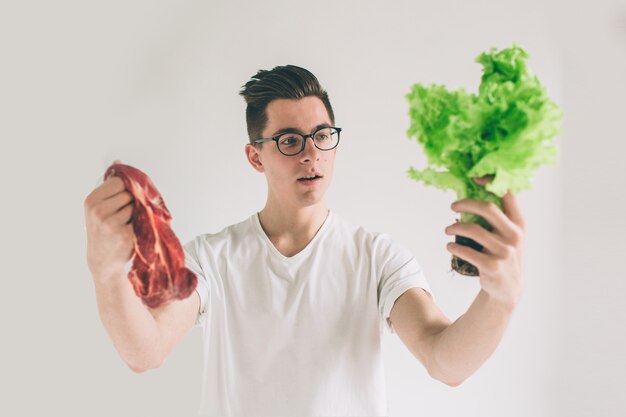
[
  {"left": 473, "top": 175, "right": 494, "bottom": 186},
  {"left": 113, "top": 159, "right": 123, "bottom": 165}
]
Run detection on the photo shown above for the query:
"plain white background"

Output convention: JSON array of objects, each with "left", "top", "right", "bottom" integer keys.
[{"left": 1, "top": 0, "right": 624, "bottom": 416}]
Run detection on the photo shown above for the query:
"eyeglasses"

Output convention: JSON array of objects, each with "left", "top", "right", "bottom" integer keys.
[{"left": 252, "top": 126, "right": 342, "bottom": 156}]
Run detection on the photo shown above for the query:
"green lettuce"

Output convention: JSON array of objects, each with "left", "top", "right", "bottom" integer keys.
[{"left": 406, "top": 44, "right": 562, "bottom": 223}]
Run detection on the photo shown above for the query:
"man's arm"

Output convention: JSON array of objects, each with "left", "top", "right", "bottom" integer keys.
[
  {"left": 146, "top": 288, "right": 201, "bottom": 368},
  {"left": 390, "top": 287, "right": 515, "bottom": 386},
  {"left": 85, "top": 170, "right": 200, "bottom": 373},
  {"left": 93, "top": 268, "right": 200, "bottom": 373},
  {"left": 93, "top": 268, "right": 162, "bottom": 372},
  {"left": 390, "top": 188, "right": 525, "bottom": 386}
]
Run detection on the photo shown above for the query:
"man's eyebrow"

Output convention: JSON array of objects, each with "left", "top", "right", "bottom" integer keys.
[{"left": 271, "top": 123, "right": 331, "bottom": 137}]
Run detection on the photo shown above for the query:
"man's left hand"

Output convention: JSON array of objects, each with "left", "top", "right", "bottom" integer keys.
[{"left": 444, "top": 177, "right": 526, "bottom": 306}]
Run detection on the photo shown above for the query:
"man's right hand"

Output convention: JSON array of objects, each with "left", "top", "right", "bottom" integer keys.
[{"left": 84, "top": 160, "right": 136, "bottom": 280}]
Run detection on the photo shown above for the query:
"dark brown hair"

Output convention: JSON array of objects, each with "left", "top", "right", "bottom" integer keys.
[{"left": 239, "top": 65, "right": 335, "bottom": 143}]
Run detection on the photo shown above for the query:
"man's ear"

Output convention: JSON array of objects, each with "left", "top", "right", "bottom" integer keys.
[{"left": 245, "top": 143, "right": 265, "bottom": 173}]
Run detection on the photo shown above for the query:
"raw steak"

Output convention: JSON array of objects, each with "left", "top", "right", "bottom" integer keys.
[{"left": 103, "top": 163, "right": 197, "bottom": 309}]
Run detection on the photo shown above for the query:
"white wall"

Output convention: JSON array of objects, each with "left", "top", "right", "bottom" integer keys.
[{"left": 2, "top": 0, "right": 624, "bottom": 416}]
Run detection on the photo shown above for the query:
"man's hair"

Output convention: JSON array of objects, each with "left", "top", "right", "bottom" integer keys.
[{"left": 239, "top": 65, "right": 335, "bottom": 143}]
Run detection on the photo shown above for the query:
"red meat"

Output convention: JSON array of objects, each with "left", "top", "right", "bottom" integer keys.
[{"left": 103, "top": 163, "right": 197, "bottom": 309}]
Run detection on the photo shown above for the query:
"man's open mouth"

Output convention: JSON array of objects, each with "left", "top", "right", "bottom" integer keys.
[{"left": 298, "top": 175, "right": 322, "bottom": 182}]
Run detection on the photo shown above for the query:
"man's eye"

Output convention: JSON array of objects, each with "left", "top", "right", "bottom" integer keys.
[
  {"left": 280, "top": 136, "right": 300, "bottom": 146},
  {"left": 315, "top": 128, "right": 332, "bottom": 141}
]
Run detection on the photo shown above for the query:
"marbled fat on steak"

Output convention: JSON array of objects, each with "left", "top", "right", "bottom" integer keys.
[{"left": 103, "top": 163, "right": 197, "bottom": 308}]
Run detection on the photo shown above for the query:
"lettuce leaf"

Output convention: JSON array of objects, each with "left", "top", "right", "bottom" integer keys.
[{"left": 406, "top": 44, "right": 562, "bottom": 216}]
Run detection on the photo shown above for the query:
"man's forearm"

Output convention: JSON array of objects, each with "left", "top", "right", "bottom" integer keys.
[
  {"left": 429, "top": 289, "right": 516, "bottom": 385},
  {"left": 93, "top": 269, "right": 162, "bottom": 372}
]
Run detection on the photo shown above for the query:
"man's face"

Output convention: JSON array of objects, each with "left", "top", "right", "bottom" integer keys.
[{"left": 245, "top": 96, "right": 337, "bottom": 209}]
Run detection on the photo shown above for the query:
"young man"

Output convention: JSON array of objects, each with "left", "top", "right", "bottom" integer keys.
[{"left": 84, "top": 65, "right": 525, "bottom": 416}]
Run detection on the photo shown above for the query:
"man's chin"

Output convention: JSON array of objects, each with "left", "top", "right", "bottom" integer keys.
[{"left": 293, "top": 190, "right": 326, "bottom": 207}]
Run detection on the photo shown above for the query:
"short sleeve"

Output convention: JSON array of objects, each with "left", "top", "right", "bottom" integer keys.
[
  {"left": 375, "top": 234, "right": 435, "bottom": 335},
  {"left": 183, "top": 237, "right": 209, "bottom": 328}
]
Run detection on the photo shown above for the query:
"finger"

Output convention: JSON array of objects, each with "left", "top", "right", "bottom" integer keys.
[
  {"left": 451, "top": 199, "right": 517, "bottom": 243},
  {"left": 87, "top": 162, "right": 127, "bottom": 209},
  {"left": 85, "top": 176, "right": 124, "bottom": 208},
  {"left": 112, "top": 202, "right": 135, "bottom": 226},
  {"left": 95, "top": 191, "right": 134, "bottom": 220},
  {"left": 97, "top": 176, "right": 127, "bottom": 200},
  {"left": 109, "top": 190, "right": 134, "bottom": 210},
  {"left": 103, "top": 177, "right": 128, "bottom": 198},
  {"left": 473, "top": 175, "right": 494, "bottom": 186},
  {"left": 445, "top": 222, "right": 508, "bottom": 257},
  {"left": 446, "top": 241, "right": 490, "bottom": 272},
  {"left": 501, "top": 191, "right": 526, "bottom": 230}
]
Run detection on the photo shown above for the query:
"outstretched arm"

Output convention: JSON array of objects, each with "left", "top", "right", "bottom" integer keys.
[{"left": 390, "top": 187, "right": 525, "bottom": 386}]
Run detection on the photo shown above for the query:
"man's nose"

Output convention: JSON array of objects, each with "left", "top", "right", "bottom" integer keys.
[{"left": 299, "top": 136, "right": 320, "bottom": 161}]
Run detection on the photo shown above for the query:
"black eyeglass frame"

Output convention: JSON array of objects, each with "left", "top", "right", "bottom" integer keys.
[{"left": 252, "top": 126, "right": 342, "bottom": 156}]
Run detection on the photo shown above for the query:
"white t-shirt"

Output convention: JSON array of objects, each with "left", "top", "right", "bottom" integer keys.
[{"left": 183, "top": 210, "right": 434, "bottom": 416}]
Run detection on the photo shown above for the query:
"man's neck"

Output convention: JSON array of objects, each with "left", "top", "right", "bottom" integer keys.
[{"left": 257, "top": 202, "right": 329, "bottom": 244}]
